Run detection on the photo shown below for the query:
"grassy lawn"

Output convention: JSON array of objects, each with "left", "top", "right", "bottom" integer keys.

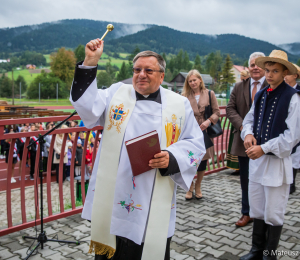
[
  {"left": 43, "top": 54, "right": 51, "bottom": 63},
  {"left": 0, "top": 97, "right": 72, "bottom": 106},
  {"left": 6, "top": 69, "right": 45, "bottom": 85}
]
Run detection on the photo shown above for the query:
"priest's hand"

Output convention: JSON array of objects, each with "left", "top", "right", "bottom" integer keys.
[
  {"left": 244, "top": 134, "right": 257, "bottom": 149},
  {"left": 83, "top": 38, "right": 104, "bottom": 66},
  {"left": 246, "top": 145, "right": 264, "bottom": 160},
  {"left": 149, "top": 151, "right": 169, "bottom": 169}
]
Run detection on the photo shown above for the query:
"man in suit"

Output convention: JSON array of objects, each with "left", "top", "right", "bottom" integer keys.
[
  {"left": 284, "top": 63, "right": 300, "bottom": 194},
  {"left": 226, "top": 52, "right": 268, "bottom": 227}
]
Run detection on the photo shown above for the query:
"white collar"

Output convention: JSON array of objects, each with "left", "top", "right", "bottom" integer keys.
[
  {"left": 250, "top": 76, "right": 265, "bottom": 85},
  {"left": 293, "top": 83, "right": 298, "bottom": 89}
]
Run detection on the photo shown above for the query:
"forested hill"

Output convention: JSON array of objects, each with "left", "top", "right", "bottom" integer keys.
[
  {"left": 105, "top": 26, "right": 299, "bottom": 63},
  {"left": 1, "top": 19, "right": 298, "bottom": 63},
  {"left": 0, "top": 19, "right": 153, "bottom": 52}
]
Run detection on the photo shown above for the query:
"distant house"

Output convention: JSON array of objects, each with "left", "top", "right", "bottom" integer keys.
[
  {"left": 0, "top": 59, "right": 9, "bottom": 63},
  {"left": 121, "top": 77, "right": 173, "bottom": 90},
  {"left": 26, "top": 64, "right": 36, "bottom": 69},
  {"left": 231, "top": 65, "right": 249, "bottom": 83},
  {"left": 170, "top": 72, "right": 214, "bottom": 93}
]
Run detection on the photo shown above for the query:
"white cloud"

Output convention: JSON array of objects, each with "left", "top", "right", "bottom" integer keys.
[{"left": 0, "top": 0, "right": 299, "bottom": 44}]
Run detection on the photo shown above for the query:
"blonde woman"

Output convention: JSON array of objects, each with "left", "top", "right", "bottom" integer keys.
[
  {"left": 182, "top": 69, "right": 220, "bottom": 200},
  {"left": 53, "top": 125, "right": 68, "bottom": 183}
]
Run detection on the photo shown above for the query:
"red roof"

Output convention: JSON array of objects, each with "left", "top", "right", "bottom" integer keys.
[{"left": 233, "top": 65, "right": 249, "bottom": 72}]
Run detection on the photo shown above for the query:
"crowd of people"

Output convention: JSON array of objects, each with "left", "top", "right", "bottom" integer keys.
[{"left": 0, "top": 120, "right": 101, "bottom": 183}]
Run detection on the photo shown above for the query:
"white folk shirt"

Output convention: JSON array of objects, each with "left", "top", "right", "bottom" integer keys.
[
  {"left": 291, "top": 83, "right": 300, "bottom": 169},
  {"left": 241, "top": 93, "right": 300, "bottom": 187},
  {"left": 70, "top": 78, "right": 205, "bottom": 244}
]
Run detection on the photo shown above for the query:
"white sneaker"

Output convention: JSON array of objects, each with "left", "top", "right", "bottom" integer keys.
[{"left": 11, "top": 177, "right": 16, "bottom": 183}]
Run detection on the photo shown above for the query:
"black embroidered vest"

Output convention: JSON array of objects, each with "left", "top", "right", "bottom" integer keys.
[{"left": 253, "top": 81, "right": 298, "bottom": 155}]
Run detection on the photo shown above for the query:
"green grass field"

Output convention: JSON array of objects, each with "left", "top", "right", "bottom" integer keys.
[
  {"left": 43, "top": 54, "right": 51, "bottom": 63},
  {"left": 6, "top": 69, "right": 47, "bottom": 85},
  {"left": 0, "top": 98, "right": 72, "bottom": 106}
]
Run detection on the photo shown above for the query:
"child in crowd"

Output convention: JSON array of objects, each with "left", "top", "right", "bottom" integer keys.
[
  {"left": 79, "top": 132, "right": 85, "bottom": 146},
  {"left": 65, "top": 141, "right": 73, "bottom": 181},
  {"left": 240, "top": 50, "right": 300, "bottom": 259},
  {"left": 85, "top": 143, "right": 93, "bottom": 177},
  {"left": 75, "top": 139, "right": 83, "bottom": 177}
]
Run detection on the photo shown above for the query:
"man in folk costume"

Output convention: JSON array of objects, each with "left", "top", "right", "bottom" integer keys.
[
  {"left": 284, "top": 63, "right": 300, "bottom": 194},
  {"left": 226, "top": 52, "right": 268, "bottom": 227},
  {"left": 70, "top": 39, "right": 205, "bottom": 260},
  {"left": 240, "top": 50, "right": 300, "bottom": 260}
]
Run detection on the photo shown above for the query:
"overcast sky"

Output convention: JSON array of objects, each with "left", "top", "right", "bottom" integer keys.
[{"left": 0, "top": 0, "right": 299, "bottom": 45}]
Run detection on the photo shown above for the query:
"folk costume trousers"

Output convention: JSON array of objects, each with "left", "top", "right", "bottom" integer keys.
[
  {"left": 94, "top": 236, "right": 171, "bottom": 260},
  {"left": 238, "top": 156, "right": 250, "bottom": 216},
  {"left": 249, "top": 180, "right": 290, "bottom": 226}
]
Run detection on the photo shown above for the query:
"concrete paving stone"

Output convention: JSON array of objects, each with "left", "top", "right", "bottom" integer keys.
[
  {"left": 185, "top": 222, "right": 204, "bottom": 230},
  {"left": 186, "top": 211, "right": 203, "bottom": 218},
  {"left": 283, "top": 230, "right": 300, "bottom": 239},
  {"left": 73, "top": 224, "right": 92, "bottom": 234},
  {"left": 201, "top": 227, "right": 221, "bottom": 234},
  {"left": 69, "top": 230, "right": 89, "bottom": 240},
  {"left": 177, "top": 212, "right": 189, "bottom": 219},
  {"left": 215, "top": 225, "right": 236, "bottom": 233},
  {"left": 218, "top": 245, "right": 241, "bottom": 256},
  {"left": 0, "top": 248, "right": 14, "bottom": 259},
  {"left": 283, "top": 225, "right": 300, "bottom": 233},
  {"left": 291, "top": 244, "right": 300, "bottom": 251},
  {"left": 175, "top": 223, "right": 189, "bottom": 231},
  {"left": 216, "top": 230, "right": 239, "bottom": 240},
  {"left": 175, "top": 231, "right": 189, "bottom": 238},
  {"left": 185, "top": 257, "right": 196, "bottom": 260},
  {"left": 66, "top": 250, "right": 91, "bottom": 259},
  {"left": 188, "top": 230, "right": 205, "bottom": 237},
  {"left": 170, "top": 242, "right": 189, "bottom": 253},
  {"left": 170, "top": 249, "right": 189, "bottom": 260},
  {"left": 172, "top": 236, "right": 188, "bottom": 245},
  {"left": 279, "top": 240, "right": 295, "bottom": 250},
  {"left": 177, "top": 218, "right": 189, "bottom": 225},
  {"left": 182, "top": 248, "right": 206, "bottom": 259},
  {"left": 55, "top": 225, "right": 74, "bottom": 234},
  {"left": 218, "top": 237, "right": 240, "bottom": 248},
  {"left": 232, "top": 228, "right": 252, "bottom": 238},
  {"left": 3, "top": 241, "right": 25, "bottom": 252},
  {"left": 5, "top": 256, "right": 21, "bottom": 260},
  {"left": 45, "top": 252, "right": 65, "bottom": 260},
  {"left": 186, "top": 216, "right": 205, "bottom": 224},
  {"left": 54, "top": 245, "right": 79, "bottom": 256},
  {"left": 201, "top": 255, "right": 219, "bottom": 260},
  {"left": 185, "top": 241, "right": 206, "bottom": 251},
  {"left": 236, "top": 242, "right": 251, "bottom": 251},
  {"left": 201, "top": 246, "right": 225, "bottom": 258},
  {"left": 183, "top": 234, "right": 205, "bottom": 244},
  {"left": 201, "top": 232, "right": 222, "bottom": 242},
  {"left": 234, "top": 235, "right": 251, "bottom": 244},
  {"left": 202, "top": 239, "right": 223, "bottom": 249},
  {"left": 219, "top": 252, "right": 240, "bottom": 260},
  {"left": 0, "top": 237, "right": 14, "bottom": 245}
]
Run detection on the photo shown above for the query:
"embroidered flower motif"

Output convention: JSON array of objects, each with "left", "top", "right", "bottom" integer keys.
[
  {"left": 187, "top": 150, "right": 203, "bottom": 167},
  {"left": 118, "top": 194, "right": 142, "bottom": 213}
]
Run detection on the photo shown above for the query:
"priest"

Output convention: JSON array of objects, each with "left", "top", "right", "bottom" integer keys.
[{"left": 70, "top": 38, "right": 206, "bottom": 260}]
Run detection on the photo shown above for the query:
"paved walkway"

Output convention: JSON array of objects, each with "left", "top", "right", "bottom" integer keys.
[{"left": 1, "top": 169, "right": 300, "bottom": 260}]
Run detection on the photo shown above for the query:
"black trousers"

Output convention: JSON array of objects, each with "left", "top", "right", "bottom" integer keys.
[
  {"left": 95, "top": 236, "right": 172, "bottom": 260},
  {"left": 30, "top": 151, "right": 36, "bottom": 177},
  {"left": 238, "top": 156, "right": 250, "bottom": 216}
]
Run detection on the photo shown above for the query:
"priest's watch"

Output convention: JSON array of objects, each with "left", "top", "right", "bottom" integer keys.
[{"left": 207, "top": 120, "right": 212, "bottom": 126}]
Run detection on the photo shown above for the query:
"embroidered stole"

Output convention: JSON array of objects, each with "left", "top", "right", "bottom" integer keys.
[{"left": 89, "top": 85, "right": 185, "bottom": 260}]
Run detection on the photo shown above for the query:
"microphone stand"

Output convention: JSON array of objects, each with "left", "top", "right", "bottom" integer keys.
[{"left": 22, "top": 110, "right": 80, "bottom": 259}]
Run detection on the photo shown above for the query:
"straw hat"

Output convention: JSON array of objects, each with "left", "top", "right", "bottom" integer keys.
[
  {"left": 240, "top": 70, "right": 250, "bottom": 77},
  {"left": 293, "top": 63, "right": 300, "bottom": 78},
  {"left": 255, "top": 50, "right": 297, "bottom": 75}
]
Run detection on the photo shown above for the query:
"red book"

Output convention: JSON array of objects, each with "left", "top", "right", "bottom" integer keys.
[{"left": 125, "top": 130, "right": 161, "bottom": 176}]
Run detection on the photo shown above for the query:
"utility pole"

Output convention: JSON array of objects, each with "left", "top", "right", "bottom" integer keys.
[
  {"left": 12, "top": 69, "right": 14, "bottom": 105},
  {"left": 39, "top": 83, "right": 40, "bottom": 103},
  {"left": 20, "top": 82, "right": 21, "bottom": 102},
  {"left": 56, "top": 83, "right": 58, "bottom": 102}
]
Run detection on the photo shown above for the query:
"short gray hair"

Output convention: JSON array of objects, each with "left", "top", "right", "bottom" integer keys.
[
  {"left": 248, "top": 52, "right": 265, "bottom": 67},
  {"left": 133, "top": 51, "right": 166, "bottom": 72}
]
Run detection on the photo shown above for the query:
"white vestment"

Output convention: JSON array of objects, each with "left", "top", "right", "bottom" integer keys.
[{"left": 70, "top": 80, "right": 206, "bottom": 245}]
